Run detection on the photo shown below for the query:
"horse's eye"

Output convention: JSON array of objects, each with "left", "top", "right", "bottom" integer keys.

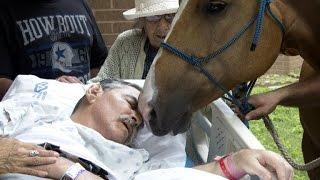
[{"left": 207, "top": 1, "right": 228, "bottom": 13}]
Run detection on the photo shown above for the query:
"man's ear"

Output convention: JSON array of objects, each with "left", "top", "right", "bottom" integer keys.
[{"left": 85, "top": 84, "right": 104, "bottom": 104}]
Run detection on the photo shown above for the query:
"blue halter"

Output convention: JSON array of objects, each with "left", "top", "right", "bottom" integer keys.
[{"left": 160, "top": 0, "right": 285, "bottom": 117}]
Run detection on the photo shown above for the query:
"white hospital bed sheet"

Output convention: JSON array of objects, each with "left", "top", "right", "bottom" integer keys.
[
  {"left": 133, "top": 125, "right": 187, "bottom": 170},
  {"left": 135, "top": 167, "right": 227, "bottom": 180}
]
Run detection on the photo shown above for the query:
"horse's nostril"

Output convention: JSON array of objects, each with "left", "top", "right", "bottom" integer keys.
[
  {"left": 149, "top": 108, "right": 158, "bottom": 128},
  {"left": 149, "top": 108, "right": 169, "bottom": 136},
  {"left": 150, "top": 108, "right": 157, "bottom": 121}
]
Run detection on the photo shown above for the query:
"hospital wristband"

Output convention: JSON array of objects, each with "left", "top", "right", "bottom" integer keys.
[
  {"left": 225, "top": 154, "right": 246, "bottom": 179},
  {"left": 214, "top": 155, "right": 246, "bottom": 180},
  {"left": 61, "top": 163, "right": 86, "bottom": 180}
]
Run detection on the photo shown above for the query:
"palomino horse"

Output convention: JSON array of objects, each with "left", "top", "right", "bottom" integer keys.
[{"left": 138, "top": 0, "right": 320, "bottom": 178}]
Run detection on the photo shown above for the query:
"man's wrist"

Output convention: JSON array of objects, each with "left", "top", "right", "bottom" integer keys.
[{"left": 274, "top": 85, "right": 293, "bottom": 105}]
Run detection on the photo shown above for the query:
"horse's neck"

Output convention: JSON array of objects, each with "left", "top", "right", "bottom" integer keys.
[{"left": 274, "top": 0, "right": 320, "bottom": 69}]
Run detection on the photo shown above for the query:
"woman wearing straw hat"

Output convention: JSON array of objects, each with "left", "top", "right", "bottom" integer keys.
[{"left": 90, "top": 0, "right": 179, "bottom": 82}]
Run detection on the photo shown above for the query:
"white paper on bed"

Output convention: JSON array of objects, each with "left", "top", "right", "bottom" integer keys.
[{"left": 3, "top": 75, "right": 86, "bottom": 116}]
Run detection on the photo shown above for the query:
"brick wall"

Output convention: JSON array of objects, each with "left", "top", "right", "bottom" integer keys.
[
  {"left": 88, "top": 0, "right": 135, "bottom": 47},
  {"left": 87, "top": 0, "right": 303, "bottom": 75},
  {"left": 266, "top": 55, "right": 303, "bottom": 75}
]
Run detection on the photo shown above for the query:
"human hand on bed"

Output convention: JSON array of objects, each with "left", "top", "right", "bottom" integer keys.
[
  {"left": 232, "top": 149, "right": 293, "bottom": 180},
  {"left": 0, "top": 138, "right": 59, "bottom": 177},
  {"left": 34, "top": 157, "right": 103, "bottom": 180},
  {"left": 56, "top": 75, "right": 83, "bottom": 84}
]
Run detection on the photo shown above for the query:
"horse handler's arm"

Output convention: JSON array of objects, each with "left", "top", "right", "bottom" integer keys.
[
  {"left": 0, "top": 78, "right": 12, "bottom": 101},
  {"left": 276, "top": 72, "right": 320, "bottom": 107},
  {"left": 194, "top": 149, "right": 293, "bottom": 180},
  {"left": 246, "top": 72, "right": 320, "bottom": 120}
]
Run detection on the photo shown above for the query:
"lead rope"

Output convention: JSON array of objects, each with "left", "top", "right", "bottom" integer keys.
[
  {"left": 262, "top": 115, "right": 320, "bottom": 170},
  {"left": 236, "top": 84, "right": 320, "bottom": 171}
]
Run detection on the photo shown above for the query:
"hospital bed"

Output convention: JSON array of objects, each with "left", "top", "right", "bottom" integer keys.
[{"left": 188, "top": 100, "right": 264, "bottom": 180}]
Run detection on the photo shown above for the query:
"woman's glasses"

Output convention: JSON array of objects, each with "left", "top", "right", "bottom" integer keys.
[{"left": 145, "top": 13, "right": 175, "bottom": 23}]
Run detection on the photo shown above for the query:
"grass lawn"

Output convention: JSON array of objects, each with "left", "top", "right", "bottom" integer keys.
[{"left": 250, "top": 86, "right": 308, "bottom": 179}]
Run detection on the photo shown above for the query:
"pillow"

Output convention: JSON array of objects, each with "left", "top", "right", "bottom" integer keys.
[
  {"left": 133, "top": 125, "right": 187, "bottom": 169},
  {"left": 3, "top": 75, "right": 86, "bottom": 116}
]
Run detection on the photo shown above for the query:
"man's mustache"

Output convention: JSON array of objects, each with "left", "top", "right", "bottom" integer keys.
[
  {"left": 119, "top": 115, "right": 135, "bottom": 126},
  {"left": 118, "top": 114, "right": 137, "bottom": 146}
]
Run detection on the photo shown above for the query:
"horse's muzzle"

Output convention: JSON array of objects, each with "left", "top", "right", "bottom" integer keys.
[
  {"left": 147, "top": 103, "right": 192, "bottom": 136},
  {"left": 138, "top": 72, "right": 192, "bottom": 136},
  {"left": 149, "top": 113, "right": 171, "bottom": 136},
  {"left": 143, "top": 102, "right": 171, "bottom": 136}
]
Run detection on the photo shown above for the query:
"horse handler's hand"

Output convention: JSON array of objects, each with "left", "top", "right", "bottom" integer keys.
[
  {"left": 0, "top": 138, "right": 59, "bottom": 177},
  {"left": 245, "top": 92, "right": 281, "bottom": 120},
  {"left": 233, "top": 149, "right": 294, "bottom": 180},
  {"left": 56, "top": 76, "right": 82, "bottom": 84},
  {"left": 229, "top": 103, "right": 246, "bottom": 120}
]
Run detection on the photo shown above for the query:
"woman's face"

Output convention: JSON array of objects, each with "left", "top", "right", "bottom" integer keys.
[{"left": 144, "top": 14, "right": 175, "bottom": 48}]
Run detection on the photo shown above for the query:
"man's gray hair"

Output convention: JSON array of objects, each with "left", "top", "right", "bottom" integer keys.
[
  {"left": 99, "top": 79, "right": 142, "bottom": 92},
  {"left": 72, "top": 79, "right": 141, "bottom": 114}
]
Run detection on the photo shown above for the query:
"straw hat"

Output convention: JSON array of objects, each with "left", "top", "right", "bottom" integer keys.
[{"left": 123, "top": 0, "right": 179, "bottom": 20}]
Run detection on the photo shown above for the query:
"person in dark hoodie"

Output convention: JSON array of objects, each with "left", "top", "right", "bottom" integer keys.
[{"left": 0, "top": 0, "right": 108, "bottom": 100}]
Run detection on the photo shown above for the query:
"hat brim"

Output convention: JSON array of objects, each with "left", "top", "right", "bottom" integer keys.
[{"left": 123, "top": 4, "right": 179, "bottom": 20}]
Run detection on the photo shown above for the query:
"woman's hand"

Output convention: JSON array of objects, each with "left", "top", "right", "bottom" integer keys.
[
  {"left": 0, "top": 138, "right": 59, "bottom": 177},
  {"left": 56, "top": 76, "right": 82, "bottom": 84}
]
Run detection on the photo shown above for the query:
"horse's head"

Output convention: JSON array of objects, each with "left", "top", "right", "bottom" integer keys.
[{"left": 139, "top": 0, "right": 284, "bottom": 136}]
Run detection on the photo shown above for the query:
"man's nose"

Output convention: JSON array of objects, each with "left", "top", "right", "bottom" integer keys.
[{"left": 131, "top": 111, "right": 143, "bottom": 127}]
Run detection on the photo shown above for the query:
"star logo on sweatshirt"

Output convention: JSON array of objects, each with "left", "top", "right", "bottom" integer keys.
[{"left": 55, "top": 46, "right": 66, "bottom": 61}]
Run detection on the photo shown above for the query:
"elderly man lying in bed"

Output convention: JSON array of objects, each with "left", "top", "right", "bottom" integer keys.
[{"left": 0, "top": 78, "right": 293, "bottom": 180}]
